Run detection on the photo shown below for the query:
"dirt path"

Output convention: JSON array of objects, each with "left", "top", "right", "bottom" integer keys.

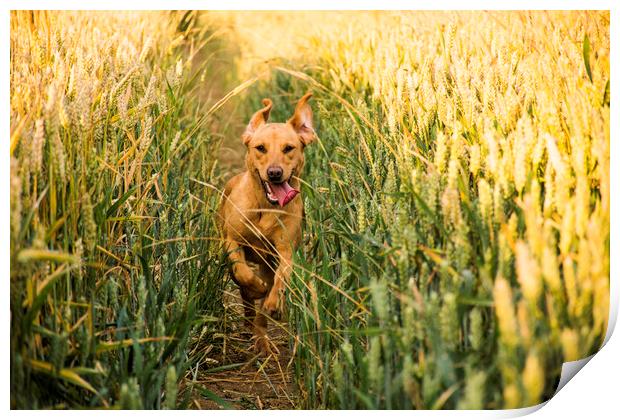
[{"left": 191, "top": 289, "right": 298, "bottom": 409}]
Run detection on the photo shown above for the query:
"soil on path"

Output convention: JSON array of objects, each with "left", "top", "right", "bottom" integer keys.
[{"left": 186, "top": 289, "right": 298, "bottom": 409}]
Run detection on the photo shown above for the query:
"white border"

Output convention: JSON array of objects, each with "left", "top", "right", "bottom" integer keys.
[{"left": 3, "top": 1, "right": 617, "bottom": 419}]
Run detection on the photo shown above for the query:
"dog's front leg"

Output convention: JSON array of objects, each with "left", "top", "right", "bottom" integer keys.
[
  {"left": 262, "top": 245, "right": 292, "bottom": 318},
  {"left": 225, "top": 236, "right": 268, "bottom": 295},
  {"left": 252, "top": 305, "right": 280, "bottom": 356}
]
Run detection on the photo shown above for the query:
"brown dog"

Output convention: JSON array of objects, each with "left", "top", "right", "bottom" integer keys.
[{"left": 218, "top": 93, "right": 315, "bottom": 354}]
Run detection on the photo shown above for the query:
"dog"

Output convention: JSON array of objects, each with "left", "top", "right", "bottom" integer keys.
[{"left": 218, "top": 92, "right": 315, "bottom": 354}]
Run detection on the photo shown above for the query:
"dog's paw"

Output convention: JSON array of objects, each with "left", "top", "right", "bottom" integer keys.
[
  {"left": 235, "top": 264, "right": 268, "bottom": 295},
  {"left": 245, "top": 279, "right": 268, "bottom": 297},
  {"left": 254, "top": 278, "right": 269, "bottom": 294},
  {"left": 253, "top": 334, "right": 280, "bottom": 357},
  {"left": 262, "top": 288, "right": 285, "bottom": 319},
  {"left": 234, "top": 264, "right": 256, "bottom": 285}
]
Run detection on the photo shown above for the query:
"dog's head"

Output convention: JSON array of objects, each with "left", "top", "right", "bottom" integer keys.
[{"left": 242, "top": 92, "right": 315, "bottom": 207}]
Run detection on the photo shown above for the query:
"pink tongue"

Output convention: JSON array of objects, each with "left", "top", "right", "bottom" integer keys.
[{"left": 270, "top": 181, "right": 299, "bottom": 207}]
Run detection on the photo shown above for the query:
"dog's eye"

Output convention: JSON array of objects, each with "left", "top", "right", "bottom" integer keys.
[
  {"left": 255, "top": 145, "right": 267, "bottom": 153},
  {"left": 283, "top": 145, "right": 295, "bottom": 153}
]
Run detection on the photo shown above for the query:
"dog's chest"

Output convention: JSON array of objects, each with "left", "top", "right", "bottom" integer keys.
[
  {"left": 231, "top": 209, "right": 280, "bottom": 245},
  {"left": 256, "top": 212, "right": 281, "bottom": 235}
]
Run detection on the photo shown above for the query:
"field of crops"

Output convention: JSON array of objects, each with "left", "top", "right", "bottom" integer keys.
[{"left": 10, "top": 11, "right": 609, "bottom": 409}]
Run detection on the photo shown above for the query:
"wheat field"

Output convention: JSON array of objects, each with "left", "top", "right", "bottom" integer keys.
[{"left": 10, "top": 10, "right": 609, "bottom": 409}]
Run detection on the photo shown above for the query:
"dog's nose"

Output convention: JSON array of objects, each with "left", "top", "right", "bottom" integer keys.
[{"left": 267, "top": 166, "right": 283, "bottom": 181}]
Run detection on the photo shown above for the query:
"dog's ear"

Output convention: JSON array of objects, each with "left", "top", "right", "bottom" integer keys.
[
  {"left": 242, "top": 98, "right": 273, "bottom": 145},
  {"left": 287, "top": 92, "right": 315, "bottom": 146}
]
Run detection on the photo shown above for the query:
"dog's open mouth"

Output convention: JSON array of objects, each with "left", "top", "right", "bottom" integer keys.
[{"left": 262, "top": 179, "right": 299, "bottom": 207}]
